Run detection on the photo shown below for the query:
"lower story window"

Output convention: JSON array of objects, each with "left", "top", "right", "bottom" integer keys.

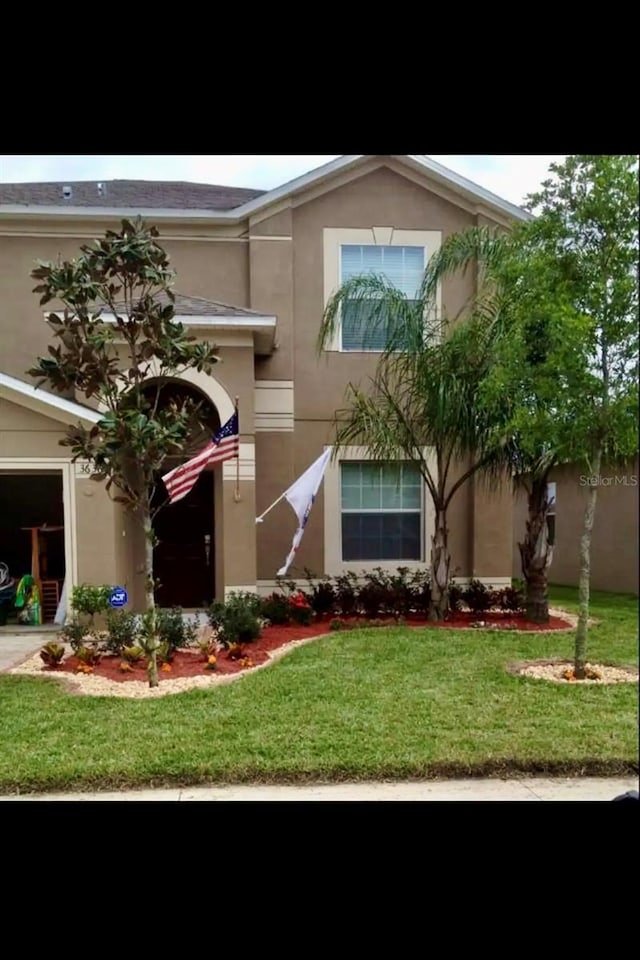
[{"left": 341, "top": 462, "right": 422, "bottom": 561}]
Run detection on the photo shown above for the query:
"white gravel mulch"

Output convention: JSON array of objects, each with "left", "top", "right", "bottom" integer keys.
[{"left": 514, "top": 659, "right": 638, "bottom": 685}]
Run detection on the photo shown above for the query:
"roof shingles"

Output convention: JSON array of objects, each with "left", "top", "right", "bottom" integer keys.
[
  {"left": 0, "top": 179, "right": 265, "bottom": 210},
  {"left": 103, "top": 291, "right": 268, "bottom": 318}
]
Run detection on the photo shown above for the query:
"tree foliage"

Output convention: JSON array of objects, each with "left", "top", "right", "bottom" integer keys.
[
  {"left": 28, "top": 217, "right": 220, "bottom": 686},
  {"left": 523, "top": 155, "right": 639, "bottom": 674}
]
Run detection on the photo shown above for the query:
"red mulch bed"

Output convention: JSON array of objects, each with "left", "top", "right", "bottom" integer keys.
[{"left": 47, "top": 611, "right": 573, "bottom": 683}]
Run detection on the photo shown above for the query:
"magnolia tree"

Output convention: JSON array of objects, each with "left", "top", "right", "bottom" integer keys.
[
  {"left": 525, "top": 155, "right": 639, "bottom": 677},
  {"left": 28, "top": 218, "right": 219, "bottom": 686}
]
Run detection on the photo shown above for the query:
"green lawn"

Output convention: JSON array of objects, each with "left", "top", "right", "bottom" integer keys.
[{"left": 0, "top": 587, "right": 637, "bottom": 793}]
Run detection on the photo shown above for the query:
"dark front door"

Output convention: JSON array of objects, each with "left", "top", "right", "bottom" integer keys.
[{"left": 153, "top": 471, "right": 214, "bottom": 608}]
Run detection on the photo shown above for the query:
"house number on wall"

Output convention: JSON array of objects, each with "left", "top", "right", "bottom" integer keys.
[{"left": 74, "top": 461, "right": 98, "bottom": 478}]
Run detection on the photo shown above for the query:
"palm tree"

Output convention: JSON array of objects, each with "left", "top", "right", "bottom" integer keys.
[
  {"left": 318, "top": 270, "right": 505, "bottom": 621},
  {"left": 319, "top": 225, "right": 570, "bottom": 623},
  {"left": 419, "top": 225, "right": 575, "bottom": 623}
]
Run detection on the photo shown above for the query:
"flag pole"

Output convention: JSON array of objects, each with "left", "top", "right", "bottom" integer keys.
[
  {"left": 234, "top": 396, "right": 241, "bottom": 502},
  {"left": 255, "top": 489, "right": 287, "bottom": 524}
]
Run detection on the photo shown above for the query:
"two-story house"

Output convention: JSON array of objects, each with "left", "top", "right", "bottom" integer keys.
[{"left": 0, "top": 155, "right": 529, "bottom": 616}]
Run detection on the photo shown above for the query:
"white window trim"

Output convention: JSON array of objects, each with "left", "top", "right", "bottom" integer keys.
[
  {"left": 323, "top": 445, "right": 435, "bottom": 575},
  {"left": 322, "top": 227, "right": 442, "bottom": 352}
]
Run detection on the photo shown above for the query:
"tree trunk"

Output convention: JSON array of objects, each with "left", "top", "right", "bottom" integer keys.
[
  {"left": 518, "top": 475, "right": 554, "bottom": 623},
  {"left": 142, "top": 504, "right": 159, "bottom": 688},
  {"left": 575, "top": 448, "right": 602, "bottom": 679},
  {"left": 429, "top": 509, "right": 450, "bottom": 621}
]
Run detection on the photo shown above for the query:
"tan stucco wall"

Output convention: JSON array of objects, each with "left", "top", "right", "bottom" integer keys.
[
  {"left": 75, "top": 478, "right": 122, "bottom": 588},
  {"left": 512, "top": 459, "right": 639, "bottom": 594},
  {"left": 472, "top": 470, "right": 513, "bottom": 579},
  {"left": 0, "top": 399, "right": 69, "bottom": 456},
  {"left": 254, "top": 166, "right": 494, "bottom": 583}
]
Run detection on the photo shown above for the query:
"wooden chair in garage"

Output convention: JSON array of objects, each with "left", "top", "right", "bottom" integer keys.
[
  {"left": 40, "top": 579, "right": 61, "bottom": 623},
  {"left": 21, "top": 524, "right": 64, "bottom": 624}
]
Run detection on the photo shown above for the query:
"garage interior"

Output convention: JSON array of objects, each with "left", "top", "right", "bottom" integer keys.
[{"left": 0, "top": 472, "right": 65, "bottom": 624}]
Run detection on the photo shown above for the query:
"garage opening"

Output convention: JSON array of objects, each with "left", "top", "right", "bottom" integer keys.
[{"left": 0, "top": 471, "right": 65, "bottom": 625}]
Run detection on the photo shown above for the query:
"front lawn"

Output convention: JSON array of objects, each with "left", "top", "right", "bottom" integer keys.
[{"left": 0, "top": 587, "right": 636, "bottom": 793}]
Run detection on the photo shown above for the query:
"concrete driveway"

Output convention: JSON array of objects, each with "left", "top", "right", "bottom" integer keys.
[{"left": 0, "top": 631, "right": 51, "bottom": 671}]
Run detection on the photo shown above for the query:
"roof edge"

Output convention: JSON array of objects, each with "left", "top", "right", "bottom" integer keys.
[
  {"left": 0, "top": 155, "right": 532, "bottom": 224},
  {"left": 0, "top": 372, "right": 101, "bottom": 426}
]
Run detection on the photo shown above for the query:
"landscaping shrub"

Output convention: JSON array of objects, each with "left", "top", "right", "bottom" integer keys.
[
  {"left": 410, "top": 569, "right": 432, "bottom": 617},
  {"left": 208, "top": 593, "right": 261, "bottom": 646},
  {"left": 260, "top": 593, "right": 292, "bottom": 625},
  {"left": 334, "top": 572, "right": 359, "bottom": 617},
  {"left": 157, "top": 607, "right": 197, "bottom": 650},
  {"left": 288, "top": 592, "right": 313, "bottom": 625},
  {"left": 156, "top": 641, "right": 175, "bottom": 664},
  {"left": 104, "top": 609, "right": 139, "bottom": 656},
  {"left": 122, "top": 645, "right": 145, "bottom": 664},
  {"left": 463, "top": 579, "right": 494, "bottom": 615},
  {"left": 58, "top": 618, "right": 89, "bottom": 653},
  {"left": 358, "top": 579, "right": 387, "bottom": 619},
  {"left": 71, "top": 584, "right": 111, "bottom": 624},
  {"left": 39, "top": 642, "right": 65, "bottom": 667},
  {"left": 76, "top": 645, "right": 102, "bottom": 666},
  {"left": 499, "top": 585, "right": 526, "bottom": 615},
  {"left": 303, "top": 571, "right": 338, "bottom": 617},
  {"left": 448, "top": 581, "right": 466, "bottom": 613}
]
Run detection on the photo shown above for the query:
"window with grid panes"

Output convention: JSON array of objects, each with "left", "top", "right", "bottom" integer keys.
[
  {"left": 340, "top": 462, "right": 422, "bottom": 561},
  {"left": 340, "top": 244, "right": 425, "bottom": 351}
]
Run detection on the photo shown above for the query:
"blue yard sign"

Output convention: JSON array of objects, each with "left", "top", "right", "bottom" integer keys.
[{"left": 109, "top": 586, "right": 128, "bottom": 608}]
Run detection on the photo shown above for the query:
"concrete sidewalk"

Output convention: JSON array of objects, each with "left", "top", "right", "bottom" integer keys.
[
  {"left": 1, "top": 777, "right": 637, "bottom": 802},
  {"left": 0, "top": 631, "right": 52, "bottom": 671}
]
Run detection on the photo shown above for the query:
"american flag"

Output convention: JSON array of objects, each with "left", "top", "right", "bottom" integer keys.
[{"left": 162, "top": 411, "right": 239, "bottom": 504}]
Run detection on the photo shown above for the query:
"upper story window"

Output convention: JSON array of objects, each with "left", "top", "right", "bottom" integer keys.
[
  {"left": 340, "top": 245, "right": 425, "bottom": 351},
  {"left": 322, "top": 228, "right": 441, "bottom": 353}
]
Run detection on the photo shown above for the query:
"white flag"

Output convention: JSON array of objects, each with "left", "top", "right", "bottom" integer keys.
[{"left": 277, "top": 448, "right": 332, "bottom": 576}]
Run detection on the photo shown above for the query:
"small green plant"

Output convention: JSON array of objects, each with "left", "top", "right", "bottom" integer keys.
[
  {"left": 71, "top": 584, "right": 111, "bottom": 624},
  {"left": 122, "top": 645, "right": 145, "bottom": 664},
  {"left": 58, "top": 618, "right": 89, "bottom": 653},
  {"left": 260, "top": 593, "right": 292, "bottom": 626},
  {"left": 197, "top": 636, "right": 215, "bottom": 660},
  {"left": 76, "top": 645, "right": 102, "bottom": 666},
  {"left": 156, "top": 641, "right": 175, "bottom": 664},
  {"left": 225, "top": 643, "right": 245, "bottom": 660},
  {"left": 329, "top": 618, "right": 343, "bottom": 631},
  {"left": 104, "top": 610, "right": 139, "bottom": 656},
  {"left": 156, "top": 607, "right": 197, "bottom": 651},
  {"left": 39, "top": 642, "right": 66, "bottom": 667}
]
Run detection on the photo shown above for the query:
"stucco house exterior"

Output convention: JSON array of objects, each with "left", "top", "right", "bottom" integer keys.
[{"left": 0, "top": 155, "right": 530, "bottom": 615}]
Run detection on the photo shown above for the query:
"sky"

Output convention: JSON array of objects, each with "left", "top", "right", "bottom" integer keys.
[{"left": 0, "top": 155, "right": 566, "bottom": 208}]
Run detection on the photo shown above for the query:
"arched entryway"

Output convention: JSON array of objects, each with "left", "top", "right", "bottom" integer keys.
[{"left": 145, "top": 380, "right": 220, "bottom": 608}]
